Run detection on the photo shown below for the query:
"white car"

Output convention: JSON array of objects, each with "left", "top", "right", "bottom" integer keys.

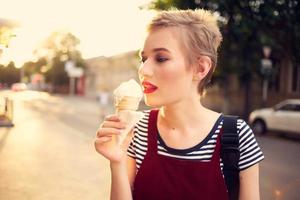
[
  {"left": 249, "top": 99, "right": 300, "bottom": 135},
  {"left": 11, "top": 83, "right": 27, "bottom": 92}
]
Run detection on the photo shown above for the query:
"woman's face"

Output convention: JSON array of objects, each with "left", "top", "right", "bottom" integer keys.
[{"left": 139, "top": 27, "right": 195, "bottom": 108}]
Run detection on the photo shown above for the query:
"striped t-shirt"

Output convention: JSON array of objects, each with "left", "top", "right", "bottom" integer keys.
[{"left": 127, "top": 110, "right": 264, "bottom": 171}]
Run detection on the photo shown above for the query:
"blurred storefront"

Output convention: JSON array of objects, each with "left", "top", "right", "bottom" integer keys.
[
  {"left": 84, "top": 51, "right": 140, "bottom": 100},
  {"left": 202, "top": 62, "right": 300, "bottom": 117}
]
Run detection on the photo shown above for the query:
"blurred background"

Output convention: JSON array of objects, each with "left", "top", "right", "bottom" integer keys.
[{"left": 0, "top": 0, "right": 299, "bottom": 199}]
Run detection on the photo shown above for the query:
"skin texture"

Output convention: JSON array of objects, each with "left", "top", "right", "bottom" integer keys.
[
  {"left": 95, "top": 27, "right": 261, "bottom": 200},
  {"left": 139, "top": 27, "right": 195, "bottom": 108}
]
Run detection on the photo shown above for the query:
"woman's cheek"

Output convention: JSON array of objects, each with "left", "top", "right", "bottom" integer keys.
[
  {"left": 158, "top": 63, "right": 181, "bottom": 81},
  {"left": 159, "top": 65, "right": 186, "bottom": 88}
]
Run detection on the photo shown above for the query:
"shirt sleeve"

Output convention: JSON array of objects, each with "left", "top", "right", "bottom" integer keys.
[{"left": 237, "top": 118, "right": 264, "bottom": 171}]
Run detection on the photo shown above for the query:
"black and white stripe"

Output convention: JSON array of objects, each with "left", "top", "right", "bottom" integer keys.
[{"left": 127, "top": 110, "right": 264, "bottom": 171}]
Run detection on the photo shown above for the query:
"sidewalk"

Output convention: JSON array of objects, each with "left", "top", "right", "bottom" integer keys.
[{"left": 0, "top": 91, "right": 111, "bottom": 200}]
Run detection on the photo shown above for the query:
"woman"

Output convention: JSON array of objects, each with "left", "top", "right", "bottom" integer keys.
[{"left": 95, "top": 9, "right": 264, "bottom": 200}]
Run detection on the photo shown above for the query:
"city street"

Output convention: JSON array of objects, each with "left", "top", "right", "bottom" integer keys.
[
  {"left": 0, "top": 91, "right": 111, "bottom": 200},
  {"left": 0, "top": 91, "right": 299, "bottom": 200},
  {"left": 259, "top": 133, "right": 300, "bottom": 200}
]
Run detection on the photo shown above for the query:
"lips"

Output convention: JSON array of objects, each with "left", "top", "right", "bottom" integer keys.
[{"left": 142, "top": 81, "right": 158, "bottom": 94}]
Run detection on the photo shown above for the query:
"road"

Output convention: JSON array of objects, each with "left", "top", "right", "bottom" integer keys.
[
  {"left": 258, "top": 133, "right": 300, "bottom": 200},
  {"left": 0, "top": 90, "right": 299, "bottom": 200},
  {"left": 0, "top": 91, "right": 111, "bottom": 200}
]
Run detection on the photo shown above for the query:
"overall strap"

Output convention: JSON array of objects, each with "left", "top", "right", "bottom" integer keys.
[
  {"left": 147, "top": 109, "right": 159, "bottom": 155},
  {"left": 221, "top": 115, "right": 240, "bottom": 200}
]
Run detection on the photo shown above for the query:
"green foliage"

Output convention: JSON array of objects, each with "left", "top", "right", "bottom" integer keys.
[
  {"left": 22, "top": 57, "right": 47, "bottom": 80},
  {"left": 34, "top": 31, "right": 86, "bottom": 88},
  {"left": 0, "top": 26, "right": 15, "bottom": 48},
  {"left": 148, "top": 0, "right": 300, "bottom": 83},
  {"left": 0, "top": 62, "right": 20, "bottom": 85},
  {"left": 45, "top": 52, "right": 69, "bottom": 86},
  {"left": 149, "top": 0, "right": 199, "bottom": 10},
  {"left": 42, "top": 31, "right": 80, "bottom": 54}
]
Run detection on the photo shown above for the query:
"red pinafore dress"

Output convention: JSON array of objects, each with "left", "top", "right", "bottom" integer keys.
[{"left": 132, "top": 110, "right": 229, "bottom": 200}]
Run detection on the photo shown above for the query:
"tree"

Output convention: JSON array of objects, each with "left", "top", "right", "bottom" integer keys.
[
  {"left": 21, "top": 57, "right": 47, "bottom": 82},
  {"left": 0, "top": 25, "right": 16, "bottom": 48},
  {"left": 148, "top": 0, "right": 300, "bottom": 117},
  {"left": 0, "top": 62, "right": 20, "bottom": 85},
  {"left": 34, "top": 31, "right": 86, "bottom": 92}
]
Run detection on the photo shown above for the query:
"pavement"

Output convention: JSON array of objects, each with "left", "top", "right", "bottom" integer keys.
[
  {"left": 1, "top": 90, "right": 300, "bottom": 200},
  {"left": 0, "top": 91, "right": 112, "bottom": 200}
]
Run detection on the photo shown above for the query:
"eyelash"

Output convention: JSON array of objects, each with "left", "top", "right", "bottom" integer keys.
[
  {"left": 140, "top": 56, "right": 168, "bottom": 63},
  {"left": 140, "top": 57, "right": 147, "bottom": 63},
  {"left": 156, "top": 56, "right": 168, "bottom": 63}
]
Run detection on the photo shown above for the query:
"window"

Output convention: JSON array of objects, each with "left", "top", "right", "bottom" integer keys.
[
  {"left": 294, "top": 104, "right": 300, "bottom": 112},
  {"left": 278, "top": 103, "right": 300, "bottom": 112}
]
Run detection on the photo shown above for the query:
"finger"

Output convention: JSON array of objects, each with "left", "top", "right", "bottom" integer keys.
[
  {"left": 96, "top": 127, "right": 122, "bottom": 137},
  {"left": 105, "top": 114, "right": 121, "bottom": 122},
  {"left": 95, "top": 136, "right": 111, "bottom": 144},
  {"left": 101, "top": 121, "right": 126, "bottom": 129}
]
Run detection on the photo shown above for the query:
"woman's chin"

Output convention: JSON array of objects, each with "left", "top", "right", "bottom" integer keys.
[{"left": 144, "top": 98, "right": 162, "bottom": 108}]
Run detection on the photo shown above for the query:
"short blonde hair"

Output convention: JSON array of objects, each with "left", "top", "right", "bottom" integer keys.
[{"left": 147, "top": 9, "right": 222, "bottom": 96}]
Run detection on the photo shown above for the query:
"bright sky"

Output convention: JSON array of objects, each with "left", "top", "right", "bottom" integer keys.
[{"left": 0, "top": 0, "right": 156, "bottom": 67}]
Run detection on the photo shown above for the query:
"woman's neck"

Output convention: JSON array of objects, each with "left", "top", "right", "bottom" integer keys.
[{"left": 158, "top": 98, "right": 212, "bottom": 134}]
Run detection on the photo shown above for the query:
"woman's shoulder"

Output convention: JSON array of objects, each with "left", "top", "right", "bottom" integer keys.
[
  {"left": 220, "top": 115, "right": 254, "bottom": 141},
  {"left": 221, "top": 115, "right": 249, "bottom": 129},
  {"left": 235, "top": 117, "right": 252, "bottom": 134},
  {"left": 134, "top": 110, "right": 151, "bottom": 134}
]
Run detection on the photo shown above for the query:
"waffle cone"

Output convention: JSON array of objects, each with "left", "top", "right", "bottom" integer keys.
[{"left": 115, "top": 96, "right": 140, "bottom": 112}]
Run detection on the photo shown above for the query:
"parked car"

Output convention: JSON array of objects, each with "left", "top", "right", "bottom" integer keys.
[
  {"left": 249, "top": 99, "right": 300, "bottom": 135},
  {"left": 11, "top": 83, "right": 27, "bottom": 92}
]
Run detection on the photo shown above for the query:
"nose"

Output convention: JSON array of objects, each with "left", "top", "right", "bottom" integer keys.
[{"left": 138, "top": 60, "right": 153, "bottom": 79}]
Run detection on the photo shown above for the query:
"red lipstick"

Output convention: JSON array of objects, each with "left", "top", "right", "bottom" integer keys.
[{"left": 142, "top": 81, "right": 158, "bottom": 94}]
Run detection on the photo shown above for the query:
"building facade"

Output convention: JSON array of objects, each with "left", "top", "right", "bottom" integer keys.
[
  {"left": 85, "top": 51, "right": 300, "bottom": 118},
  {"left": 85, "top": 51, "right": 140, "bottom": 99}
]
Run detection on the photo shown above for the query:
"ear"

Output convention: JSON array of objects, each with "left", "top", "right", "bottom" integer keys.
[{"left": 193, "top": 56, "right": 212, "bottom": 81}]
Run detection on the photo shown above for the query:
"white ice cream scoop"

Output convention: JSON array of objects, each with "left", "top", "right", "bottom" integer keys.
[
  {"left": 113, "top": 79, "right": 143, "bottom": 112},
  {"left": 113, "top": 79, "right": 144, "bottom": 145}
]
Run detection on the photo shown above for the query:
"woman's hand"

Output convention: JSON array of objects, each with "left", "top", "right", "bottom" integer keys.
[{"left": 94, "top": 114, "right": 134, "bottom": 164}]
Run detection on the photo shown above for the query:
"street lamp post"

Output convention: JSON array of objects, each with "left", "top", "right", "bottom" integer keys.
[{"left": 261, "top": 46, "right": 273, "bottom": 107}]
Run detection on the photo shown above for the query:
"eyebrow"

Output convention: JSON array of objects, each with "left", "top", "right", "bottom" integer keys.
[{"left": 140, "top": 48, "right": 171, "bottom": 56}]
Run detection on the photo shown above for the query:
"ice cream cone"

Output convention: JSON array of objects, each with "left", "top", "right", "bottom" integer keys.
[
  {"left": 115, "top": 96, "right": 141, "bottom": 113},
  {"left": 112, "top": 79, "right": 144, "bottom": 145}
]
